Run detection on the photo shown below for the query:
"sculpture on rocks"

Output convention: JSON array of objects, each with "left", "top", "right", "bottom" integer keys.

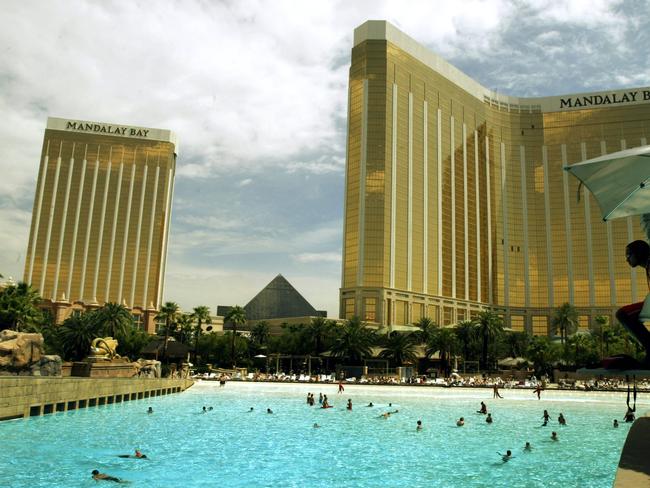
[{"left": 89, "top": 337, "right": 120, "bottom": 361}]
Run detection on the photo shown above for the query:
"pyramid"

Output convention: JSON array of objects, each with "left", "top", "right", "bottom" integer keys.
[{"left": 243, "top": 274, "right": 319, "bottom": 320}]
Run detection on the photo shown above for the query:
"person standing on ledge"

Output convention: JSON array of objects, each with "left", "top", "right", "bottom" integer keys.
[{"left": 616, "top": 240, "right": 650, "bottom": 366}]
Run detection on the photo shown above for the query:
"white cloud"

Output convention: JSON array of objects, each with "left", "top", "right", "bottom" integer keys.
[
  {"left": 1, "top": 0, "right": 649, "bottom": 320},
  {"left": 293, "top": 252, "right": 342, "bottom": 264}
]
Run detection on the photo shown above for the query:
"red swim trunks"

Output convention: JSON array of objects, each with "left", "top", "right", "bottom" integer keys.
[{"left": 619, "top": 301, "right": 643, "bottom": 315}]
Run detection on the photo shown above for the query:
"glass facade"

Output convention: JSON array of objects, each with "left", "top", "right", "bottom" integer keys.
[
  {"left": 340, "top": 21, "right": 650, "bottom": 334},
  {"left": 24, "top": 118, "right": 177, "bottom": 316}
]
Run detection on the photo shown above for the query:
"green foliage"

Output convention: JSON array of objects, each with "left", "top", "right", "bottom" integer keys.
[
  {"left": 250, "top": 321, "right": 270, "bottom": 347},
  {"left": 191, "top": 305, "right": 211, "bottom": 365},
  {"left": 156, "top": 301, "right": 180, "bottom": 363},
  {"left": 476, "top": 311, "right": 504, "bottom": 370},
  {"left": 119, "top": 327, "right": 154, "bottom": 361},
  {"left": 526, "top": 336, "right": 560, "bottom": 376},
  {"left": 305, "top": 317, "right": 335, "bottom": 355},
  {"left": 378, "top": 332, "right": 418, "bottom": 367},
  {"left": 329, "top": 317, "right": 377, "bottom": 365},
  {"left": 551, "top": 302, "right": 579, "bottom": 349},
  {"left": 224, "top": 305, "right": 247, "bottom": 366},
  {"left": 413, "top": 317, "right": 438, "bottom": 345},
  {"left": 427, "top": 327, "right": 459, "bottom": 375},
  {"left": 455, "top": 320, "right": 479, "bottom": 363},
  {"left": 93, "top": 302, "right": 132, "bottom": 339},
  {"left": 58, "top": 313, "right": 101, "bottom": 361},
  {"left": 173, "top": 314, "right": 194, "bottom": 345},
  {"left": 0, "top": 282, "right": 44, "bottom": 332}
]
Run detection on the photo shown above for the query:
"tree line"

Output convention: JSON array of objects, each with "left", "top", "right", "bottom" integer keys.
[{"left": 0, "top": 276, "right": 642, "bottom": 375}]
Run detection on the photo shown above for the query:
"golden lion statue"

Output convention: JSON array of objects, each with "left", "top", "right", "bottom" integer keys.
[{"left": 89, "top": 337, "right": 120, "bottom": 360}]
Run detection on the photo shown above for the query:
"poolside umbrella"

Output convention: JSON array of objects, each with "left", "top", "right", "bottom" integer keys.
[{"left": 563, "top": 145, "right": 650, "bottom": 221}]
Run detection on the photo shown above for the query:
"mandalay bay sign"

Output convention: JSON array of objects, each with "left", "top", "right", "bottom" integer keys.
[
  {"left": 559, "top": 89, "right": 650, "bottom": 109},
  {"left": 65, "top": 120, "right": 150, "bottom": 138}
]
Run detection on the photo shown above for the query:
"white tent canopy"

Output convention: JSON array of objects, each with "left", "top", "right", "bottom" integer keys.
[{"left": 564, "top": 144, "right": 650, "bottom": 221}]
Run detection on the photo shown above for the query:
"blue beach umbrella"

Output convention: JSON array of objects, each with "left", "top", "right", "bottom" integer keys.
[{"left": 564, "top": 145, "right": 650, "bottom": 221}]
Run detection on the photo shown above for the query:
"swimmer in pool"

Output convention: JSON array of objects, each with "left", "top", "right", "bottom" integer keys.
[
  {"left": 347, "top": 399, "right": 352, "bottom": 411},
  {"left": 267, "top": 408, "right": 273, "bottom": 414},
  {"left": 551, "top": 431, "right": 559, "bottom": 441},
  {"left": 524, "top": 442, "right": 532, "bottom": 452},
  {"left": 498, "top": 450, "right": 513, "bottom": 462},
  {"left": 118, "top": 449, "right": 147, "bottom": 459},
  {"left": 147, "top": 407, "right": 153, "bottom": 414},
  {"left": 91, "top": 470, "right": 123, "bottom": 483},
  {"left": 416, "top": 420, "right": 423, "bottom": 431},
  {"left": 613, "top": 419, "right": 619, "bottom": 428},
  {"left": 367, "top": 402, "right": 374, "bottom": 407},
  {"left": 456, "top": 417, "right": 465, "bottom": 426},
  {"left": 477, "top": 401, "right": 487, "bottom": 414},
  {"left": 486, "top": 413, "right": 493, "bottom": 424}
]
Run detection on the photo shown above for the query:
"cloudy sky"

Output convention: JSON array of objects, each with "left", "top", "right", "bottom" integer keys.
[{"left": 1, "top": 0, "right": 649, "bottom": 317}]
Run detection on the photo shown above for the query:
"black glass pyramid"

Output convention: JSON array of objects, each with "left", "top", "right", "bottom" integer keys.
[{"left": 243, "top": 274, "right": 320, "bottom": 320}]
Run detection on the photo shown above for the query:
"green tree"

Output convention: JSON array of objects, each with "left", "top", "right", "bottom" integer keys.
[
  {"left": 476, "top": 311, "right": 504, "bottom": 370},
  {"left": 224, "top": 305, "right": 247, "bottom": 367},
  {"left": 526, "top": 336, "right": 559, "bottom": 377},
  {"left": 191, "top": 305, "right": 211, "bottom": 364},
  {"left": 94, "top": 302, "right": 132, "bottom": 340},
  {"left": 59, "top": 312, "right": 101, "bottom": 361},
  {"left": 378, "top": 332, "right": 418, "bottom": 367},
  {"left": 174, "top": 313, "right": 194, "bottom": 344},
  {"left": 592, "top": 315, "right": 609, "bottom": 359},
  {"left": 414, "top": 317, "right": 438, "bottom": 345},
  {"left": 329, "top": 317, "right": 377, "bottom": 365},
  {"left": 250, "top": 321, "right": 270, "bottom": 347},
  {"left": 156, "top": 301, "right": 180, "bottom": 363},
  {"left": 119, "top": 326, "right": 153, "bottom": 360},
  {"left": 552, "top": 303, "right": 579, "bottom": 359},
  {"left": 427, "top": 327, "right": 459, "bottom": 376},
  {"left": 502, "top": 331, "right": 530, "bottom": 358},
  {"left": 305, "top": 317, "right": 334, "bottom": 355},
  {"left": 0, "top": 282, "right": 44, "bottom": 332},
  {"left": 455, "top": 320, "right": 477, "bottom": 363}
]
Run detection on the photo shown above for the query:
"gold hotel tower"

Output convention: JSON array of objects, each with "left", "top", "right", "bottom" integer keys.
[
  {"left": 24, "top": 117, "right": 177, "bottom": 332},
  {"left": 340, "top": 21, "right": 650, "bottom": 335}
]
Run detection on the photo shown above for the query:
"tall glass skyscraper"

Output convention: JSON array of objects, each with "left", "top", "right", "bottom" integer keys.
[
  {"left": 24, "top": 117, "right": 177, "bottom": 331},
  {"left": 340, "top": 21, "right": 650, "bottom": 334}
]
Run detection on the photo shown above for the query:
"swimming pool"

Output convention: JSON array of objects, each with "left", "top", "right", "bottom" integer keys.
[{"left": 0, "top": 381, "right": 643, "bottom": 487}]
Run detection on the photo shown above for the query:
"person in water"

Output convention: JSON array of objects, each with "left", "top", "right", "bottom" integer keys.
[
  {"left": 313, "top": 423, "right": 321, "bottom": 428},
  {"left": 91, "top": 470, "right": 123, "bottom": 483},
  {"left": 613, "top": 419, "right": 619, "bottom": 428},
  {"left": 338, "top": 381, "right": 345, "bottom": 393},
  {"left": 346, "top": 399, "right": 352, "bottom": 411},
  {"left": 456, "top": 417, "right": 465, "bottom": 426},
  {"left": 486, "top": 413, "right": 493, "bottom": 424},
  {"left": 477, "top": 401, "right": 487, "bottom": 414},
  {"left": 624, "top": 407, "right": 635, "bottom": 423},
  {"left": 498, "top": 450, "right": 513, "bottom": 462},
  {"left": 542, "top": 410, "right": 550, "bottom": 426},
  {"left": 551, "top": 431, "right": 559, "bottom": 441},
  {"left": 524, "top": 442, "right": 532, "bottom": 452},
  {"left": 558, "top": 413, "right": 566, "bottom": 426},
  {"left": 248, "top": 407, "right": 254, "bottom": 412},
  {"left": 416, "top": 420, "right": 423, "bottom": 431},
  {"left": 267, "top": 408, "right": 273, "bottom": 414},
  {"left": 202, "top": 406, "right": 207, "bottom": 413},
  {"left": 367, "top": 402, "right": 374, "bottom": 407},
  {"left": 318, "top": 393, "right": 323, "bottom": 405},
  {"left": 147, "top": 407, "right": 153, "bottom": 414},
  {"left": 322, "top": 395, "right": 330, "bottom": 408}
]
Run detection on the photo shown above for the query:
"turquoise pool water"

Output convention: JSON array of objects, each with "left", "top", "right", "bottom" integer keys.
[{"left": 0, "top": 381, "right": 644, "bottom": 487}]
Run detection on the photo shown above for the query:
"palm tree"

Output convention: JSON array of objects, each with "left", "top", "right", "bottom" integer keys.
[
  {"left": 191, "top": 305, "right": 211, "bottom": 364},
  {"left": 251, "top": 321, "right": 270, "bottom": 347},
  {"left": 414, "top": 317, "right": 438, "bottom": 345},
  {"left": 305, "top": 317, "right": 334, "bottom": 355},
  {"left": 593, "top": 315, "right": 609, "bottom": 359},
  {"left": 175, "top": 313, "right": 194, "bottom": 344},
  {"left": 94, "top": 302, "right": 132, "bottom": 340},
  {"left": 59, "top": 312, "right": 101, "bottom": 361},
  {"left": 454, "top": 320, "right": 477, "bottom": 364},
  {"left": 329, "top": 316, "right": 377, "bottom": 365},
  {"left": 551, "top": 303, "right": 579, "bottom": 357},
  {"left": 224, "top": 305, "right": 246, "bottom": 367},
  {"left": 526, "top": 336, "right": 557, "bottom": 376},
  {"left": 427, "top": 327, "right": 459, "bottom": 376},
  {"left": 476, "top": 311, "right": 504, "bottom": 370},
  {"left": 156, "top": 301, "right": 179, "bottom": 363},
  {"left": 503, "top": 331, "right": 530, "bottom": 358},
  {"left": 378, "top": 332, "right": 418, "bottom": 367},
  {"left": 0, "top": 281, "right": 44, "bottom": 332}
]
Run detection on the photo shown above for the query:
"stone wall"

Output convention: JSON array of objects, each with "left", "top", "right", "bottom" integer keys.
[{"left": 0, "top": 376, "right": 193, "bottom": 421}]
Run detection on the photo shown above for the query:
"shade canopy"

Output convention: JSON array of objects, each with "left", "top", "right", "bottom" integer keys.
[{"left": 563, "top": 145, "right": 650, "bottom": 221}]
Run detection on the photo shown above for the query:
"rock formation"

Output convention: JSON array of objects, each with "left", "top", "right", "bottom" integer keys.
[{"left": 0, "top": 330, "right": 45, "bottom": 369}]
